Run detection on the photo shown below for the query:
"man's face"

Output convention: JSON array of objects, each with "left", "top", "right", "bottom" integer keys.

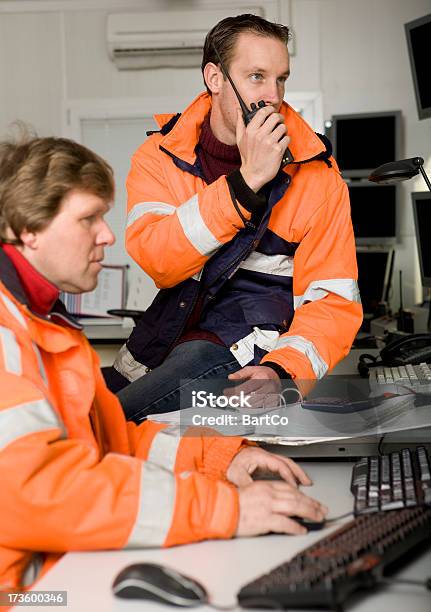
[
  {"left": 213, "top": 32, "right": 290, "bottom": 137},
  {"left": 21, "top": 190, "right": 115, "bottom": 293}
]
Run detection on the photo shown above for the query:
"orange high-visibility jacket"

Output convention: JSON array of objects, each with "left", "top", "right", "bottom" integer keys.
[
  {"left": 121, "top": 93, "right": 362, "bottom": 382},
  {"left": 0, "top": 255, "right": 245, "bottom": 591}
]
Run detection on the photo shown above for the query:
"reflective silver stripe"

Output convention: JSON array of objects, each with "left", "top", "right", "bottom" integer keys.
[
  {"left": 113, "top": 344, "right": 151, "bottom": 382},
  {"left": 32, "top": 342, "right": 49, "bottom": 387},
  {"left": 0, "top": 293, "right": 27, "bottom": 328},
  {"left": 239, "top": 252, "right": 294, "bottom": 277},
  {"left": 127, "top": 201, "right": 176, "bottom": 228},
  {"left": 0, "top": 326, "right": 22, "bottom": 375},
  {"left": 294, "top": 279, "right": 361, "bottom": 309},
  {"left": 147, "top": 424, "right": 181, "bottom": 472},
  {"left": 126, "top": 462, "right": 176, "bottom": 548},
  {"left": 274, "top": 335, "right": 328, "bottom": 379},
  {"left": 230, "top": 326, "right": 280, "bottom": 367},
  {"left": 177, "top": 194, "right": 222, "bottom": 256},
  {"left": 0, "top": 398, "right": 66, "bottom": 452}
]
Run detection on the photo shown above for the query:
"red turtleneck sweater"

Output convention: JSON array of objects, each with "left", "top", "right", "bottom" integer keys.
[{"left": 2, "top": 243, "right": 59, "bottom": 316}]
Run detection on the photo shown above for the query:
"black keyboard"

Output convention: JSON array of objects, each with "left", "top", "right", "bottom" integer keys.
[
  {"left": 237, "top": 507, "right": 431, "bottom": 609},
  {"left": 351, "top": 446, "right": 431, "bottom": 515}
]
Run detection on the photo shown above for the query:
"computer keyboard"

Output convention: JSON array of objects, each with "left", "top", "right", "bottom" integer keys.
[
  {"left": 369, "top": 362, "right": 431, "bottom": 395},
  {"left": 237, "top": 506, "right": 431, "bottom": 610},
  {"left": 351, "top": 446, "right": 431, "bottom": 515}
]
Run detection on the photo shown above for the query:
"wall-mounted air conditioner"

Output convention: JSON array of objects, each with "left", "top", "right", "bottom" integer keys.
[{"left": 107, "top": 7, "right": 263, "bottom": 70}]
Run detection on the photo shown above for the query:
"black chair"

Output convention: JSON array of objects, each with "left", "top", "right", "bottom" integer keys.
[{"left": 106, "top": 309, "right": 145, "bottom": 325}]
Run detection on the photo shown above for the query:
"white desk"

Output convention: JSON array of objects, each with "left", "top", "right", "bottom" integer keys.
[{"left": 22, "top": 462, "right": 431, "bottom": 612}]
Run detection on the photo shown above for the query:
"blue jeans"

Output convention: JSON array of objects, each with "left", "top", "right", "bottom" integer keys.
[{"left": 117, "top": 340, "right": 241, "bottom": 422}]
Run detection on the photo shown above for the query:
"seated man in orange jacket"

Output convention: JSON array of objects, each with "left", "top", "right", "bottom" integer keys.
[
  {"left": 0, "top": 135, "right": 327, "bottom": 592},
  {"left": 108, "top": 14, "right": 362, "bottom": 420}
]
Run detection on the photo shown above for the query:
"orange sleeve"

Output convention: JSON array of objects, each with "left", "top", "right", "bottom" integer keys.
[
  {"left": 129, "top": 420, "right": 252, "bottom": 480},
  {"left": 262, "top": 178, "right": 362, "bottom": 379},
  {"left": 125, "top": 138, "right": 251, "bottom": 288}
]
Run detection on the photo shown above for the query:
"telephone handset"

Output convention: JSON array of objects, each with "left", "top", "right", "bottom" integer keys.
[
  {"left": 213, "top": 48, "right": 294, "bottom": 166},
  {"left": 379, "top": 333, "right": 431, "bottom": 366}
]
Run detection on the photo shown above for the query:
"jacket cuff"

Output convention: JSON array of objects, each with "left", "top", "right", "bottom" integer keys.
[
  {"left": 164, "top": 473, "right": 240, "bottom": 546},
  {"left": 201, "top": 435, "right": 253, "bottom": 481},
  {"left": 227, "top": 169, "right": 267, "bottom": 215},
  {"left": 263, "top": 361, "right": 292, "bottom": 379}
]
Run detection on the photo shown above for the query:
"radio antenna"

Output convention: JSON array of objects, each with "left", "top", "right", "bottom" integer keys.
[{"left": 213, "top": 47, "right": 250, "bottom": 118}]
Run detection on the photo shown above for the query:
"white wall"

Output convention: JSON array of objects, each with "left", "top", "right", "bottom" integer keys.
[{"left": 1, "top": 0, "right": 430, "bottom": 311}]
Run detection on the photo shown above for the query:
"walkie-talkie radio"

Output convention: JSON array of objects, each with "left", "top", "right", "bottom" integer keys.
[{"left": 214, "top": 48, "right": 294, "bottom": 166}]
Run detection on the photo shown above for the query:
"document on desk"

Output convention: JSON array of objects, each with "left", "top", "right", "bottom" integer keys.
[
  {"left": 61, "top": 265, "right": 126, "bottom": 318},
  {"left": 147, "top": 393, "right": 431, "bottom": 445}
]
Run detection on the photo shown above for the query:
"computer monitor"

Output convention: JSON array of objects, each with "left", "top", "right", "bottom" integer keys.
[
  {"left": 330, "top": 111, "right": 402, "bottom": 178},
  {"left": 356, "top": 248, "right": 393, "bottom": 314},
  {"left": 405, "top": 13, "right": 431, "bottom": 120},
  {"left": 348, "top": 182, "right": 397, "bottom": 244},
  {"left": 412, "top": 192, "right": 431, "bottom": 288}
]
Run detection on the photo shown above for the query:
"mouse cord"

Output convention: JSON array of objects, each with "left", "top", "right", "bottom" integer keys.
[
  {"left": 207, "top": 602, "right": 239, "bottom": 611},
  {"left": 380, "top": 577, "right": 431, "bottom": 590},
  {"left": 325, "top": 511, "right": 354, "bottom": 524}
]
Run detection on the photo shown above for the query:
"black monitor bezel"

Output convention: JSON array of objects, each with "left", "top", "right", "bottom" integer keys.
[
  {"left": 412, "top": 191, "right": 431, "bottom": 288},
  {"left": 356, "top": 247, "right": 394, "bottom": 313},
  {"left": 331, "top": 111, "right": 402, "bottom": 178},
  {"left": 347, "top": 180, "right": 398, "bottom": 244},
  {"left": 405, "top": 13, "right": 431, "bottom": 121}
]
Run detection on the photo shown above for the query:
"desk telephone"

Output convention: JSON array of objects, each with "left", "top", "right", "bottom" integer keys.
[{"left": 379, "top": 333, "right": 431, "bottom": 366}]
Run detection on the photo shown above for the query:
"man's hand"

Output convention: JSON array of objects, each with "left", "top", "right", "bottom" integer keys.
[
  {"left": 225, "top": 365, "right": 282, "bottom": 409},
  {"left": 227, "top": 446, "right": 312, "bottom": 488},
  {"left": 236, "top": 106, "right": 290, "bottom": 192},
  {"left": 237, "top": 481, "right": 328, "bottom": 536}
]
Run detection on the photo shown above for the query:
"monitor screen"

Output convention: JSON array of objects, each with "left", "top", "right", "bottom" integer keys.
[
  {"left": 356, "top": 249, "right": 392, "bottom": 314},
  {"left": 331, "top": 112, "right": 401, "bottom": 178},
  {"left": 412, "top": 192, "right": 431, "bottom": 288},
  {"left": 348, "top": 182, "right": 397, "bottom": 243},
  {"left": 405, "top": 13, "right": 431, "bottom": 120}
]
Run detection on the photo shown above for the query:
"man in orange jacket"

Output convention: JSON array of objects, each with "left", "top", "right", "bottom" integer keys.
[
  {"left": 108, "top": 14, "right": 362, "bottom": 420},
  {"left": 0, "top": 135, "right": 327, "bottom": 592}
]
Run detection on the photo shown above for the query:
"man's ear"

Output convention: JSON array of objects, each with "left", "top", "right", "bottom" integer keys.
[
  {"left": 19, "top": 229, "right": 39, "bottom": 250},
  {"left": 203, "top": 62, "right": 224, "bottom": 94}
]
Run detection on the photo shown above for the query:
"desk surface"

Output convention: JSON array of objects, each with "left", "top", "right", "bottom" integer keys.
[
  {"left": 26, "top": 462, "right": 431, "bottom": 612},
  {"left": 83, "top": 323, "right": 130, "bottom": 343}
]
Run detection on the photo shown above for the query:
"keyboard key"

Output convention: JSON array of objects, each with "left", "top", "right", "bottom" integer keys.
[
  {"left": 352, "top": 447, "right": 431, "bottom": 514},
  {"left": 369, "top": 362, "right": 431, "bottom": 393},
  {"left": 238, "top": 508, "right": 431, "bottom": 610}
]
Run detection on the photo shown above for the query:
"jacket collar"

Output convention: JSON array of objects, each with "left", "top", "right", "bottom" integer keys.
[
  {"left": 155, "top": 91, "right": 326, "bottom": 166},
  {"left": 0, "top": 246, "right": 29, "bottom": 306},
  {"left": 2, "top": 243, "right": 59, "bottom": 316},
  {"left": 0, "top": 246, "right": 82, "bottom": 330}
]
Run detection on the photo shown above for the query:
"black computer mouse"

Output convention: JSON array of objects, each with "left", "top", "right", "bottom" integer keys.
[
  {"left": 292, "top": 516, "right": 326, "bottom": 531},
  {"left": 112, "top": 562, "right": 208, "bottom": 607}
]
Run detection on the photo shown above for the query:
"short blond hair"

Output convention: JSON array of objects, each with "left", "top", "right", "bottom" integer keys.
[{"left": 0, "top": 136, "right": 114, "bottom": 245}]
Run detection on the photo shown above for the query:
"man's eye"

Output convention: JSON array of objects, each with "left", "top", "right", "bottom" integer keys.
[
  {"left": 277, "top": 76, "right": 287, "bottom": 84},
  {"left": 250, "top": 73, "right": 263, "bottom": 82},
  {"left": 82, "top": 215, "right": 96, "bottom": 224}
]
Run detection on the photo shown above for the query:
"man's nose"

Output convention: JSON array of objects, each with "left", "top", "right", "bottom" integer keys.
[
  {"left": 265, "top": 80, "right": 282, "bottom": 107},
  {"left": 98, "top": 220, "right": 115, "bottom": 246}
]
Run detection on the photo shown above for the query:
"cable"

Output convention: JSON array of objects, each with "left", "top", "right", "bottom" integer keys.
[
  {"left": 381, "top": 577, "right": 431, "bottom": 591},
  {"left": 378, "top": 434, "right": 386, "bottom": 456},
  {"left": 325, "top": 511, "right": 354, "bottom": 524},
  {"left": 208, "top": 601, "right": 239, "bottom": 611},
  {"left": 281, "top": 386, "right": 303, "bottom": 406}
]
